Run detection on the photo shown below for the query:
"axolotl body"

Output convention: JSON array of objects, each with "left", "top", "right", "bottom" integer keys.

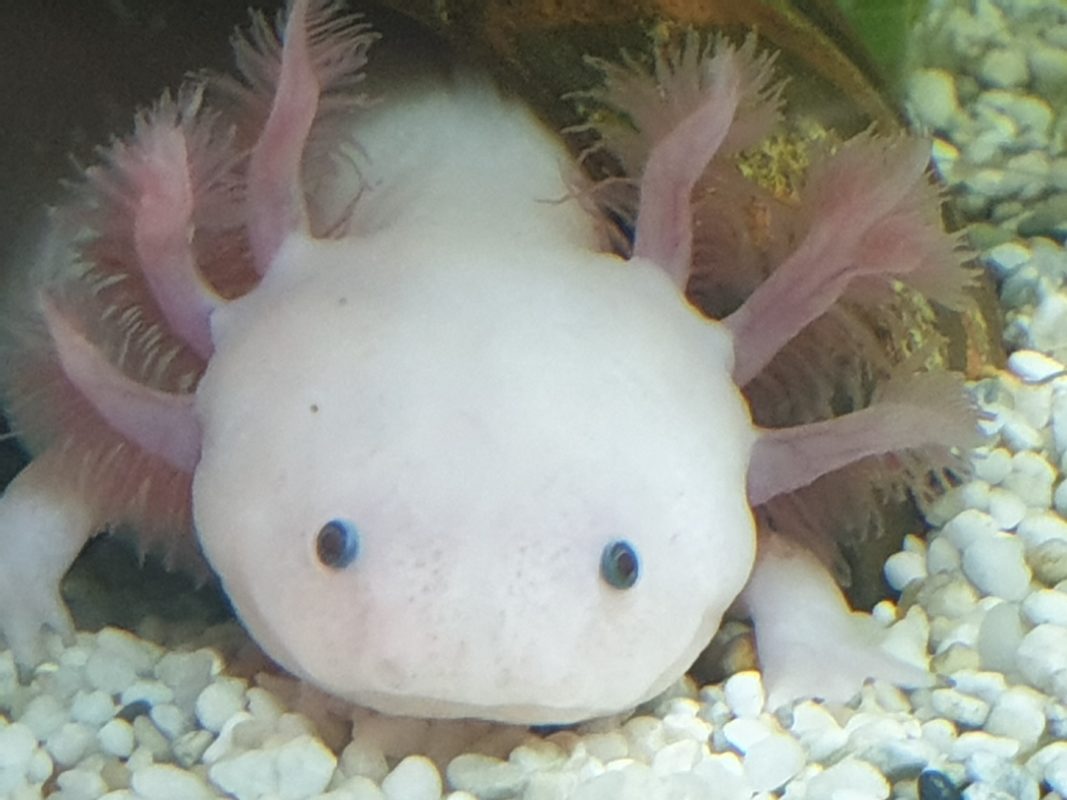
[{"left": 0, "top": 0, "right": 976, "bottom": 723}]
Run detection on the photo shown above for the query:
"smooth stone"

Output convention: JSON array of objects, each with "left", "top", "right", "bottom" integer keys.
[
  {"left": 805, "top": 757, "right": 890, "bottom": 800},
  {"left": 962, "top": 534, "right": 1032, "bottom": 600},
  {"left": 972, "top": 447, "right": 1013, "bottom": 484},
  {"left": 977, "top": 602, "right": 1026, "bottom": 673},
  {"left": 1004, "top": 451, "right": 1055, "bottom": 507},
  {"left": 97, "top": 719, "right": 135, "bottom": 759},
  {"left": 341, "top": 738, "right": 389, "bottom": 782},
  {"left": 1017, "top": 623, "right": 1067, "bottom": 691},
  {"left": 1027, "top": 537, "right": 1067, "bottom": 585},
  {"left": 276, "top": 735, "right": 337, "bottom": 799},
  {"left": 131, "top": 763, "right": 216, "bottom": 800},
  {"left": 984, "top": 686, "right": 1047, "bottom": 753},
  {"left": 930, "top": 689, "right": 990, "bottom": 728},
  {"left": 984, "top": 244, "right": 1032, "bottom": 278},
  {"left": 195, "top": 681, "right": 246, "bottom": 734},
  {"left": 885, "top": 551, "right": 927, "bottom": 592},
  {"left": 447, "top": 753, "right": 527, "bottom": 800},
  {"left": 723, "top": 672, "right": 765, "bottom": 719},
  {"left": 381, "top": 755, "right": 442, "bottom": 800},
  {"left": 908, "top": 69, "right": 963, "bottom": 131},
  {"left": 986, "top": 488, "right": 1026, "bottom": 530},
  {"left": 742, "top": 733, "right": 805, "bottom": 793}
]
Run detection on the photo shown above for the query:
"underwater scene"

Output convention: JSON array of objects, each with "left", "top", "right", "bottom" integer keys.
[{"left": 0, "top": 0, "right": 1066, "bottom": 798}]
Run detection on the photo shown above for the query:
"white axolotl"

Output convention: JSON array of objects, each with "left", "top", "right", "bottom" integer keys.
[{"left": 0, "top": 0, "right": 976, "bottom": 723}]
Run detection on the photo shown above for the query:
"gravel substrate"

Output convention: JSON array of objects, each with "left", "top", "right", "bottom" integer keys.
[{"left": 4, "top": 0, "right": 1067, "bottom": 798}]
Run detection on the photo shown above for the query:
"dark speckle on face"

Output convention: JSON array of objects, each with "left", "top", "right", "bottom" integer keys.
[
  {"left": 310, "top": 403, "right": 319, "bottom": 413},
  {"left": 337, "top": 296, "right": 348, "bottom": 306}
]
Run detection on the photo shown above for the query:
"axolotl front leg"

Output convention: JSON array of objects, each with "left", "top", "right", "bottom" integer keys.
[{"left": 0, "top": 453, "right": 95, "bottom": 664}]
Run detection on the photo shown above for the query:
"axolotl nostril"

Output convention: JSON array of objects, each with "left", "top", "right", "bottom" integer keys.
[{"left": 0, "top": 0, "right": 979, "bottom": 723}]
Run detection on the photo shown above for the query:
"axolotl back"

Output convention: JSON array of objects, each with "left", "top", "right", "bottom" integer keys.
[{"left": 0, "top": 0, "right": 978, "bottom": 723}]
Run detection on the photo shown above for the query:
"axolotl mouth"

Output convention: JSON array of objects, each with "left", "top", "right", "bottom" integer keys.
[{"left": 0, "top": 0, "right": 978, "bottom": 723}]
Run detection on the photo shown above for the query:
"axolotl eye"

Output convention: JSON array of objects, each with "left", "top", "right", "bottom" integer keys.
[
  {"left": 600, "top": 540, "right": 640, "bottom": 590},
  {"left": 316, "top": 519, "right": 361, "bottom": 569}
]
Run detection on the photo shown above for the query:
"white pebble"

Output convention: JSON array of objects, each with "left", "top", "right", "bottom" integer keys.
[
  {"left": 277, "top": 735, "right": 337, "bottom": 799},
  {"left": 987, "top": 488, "right": 1027, "bottom": 529},
  {"left": 722, "top": 718, "right": 773, "bottom": 753},
  {"left": 1029, "top": 538, "right": 1067, "bottom": 585},
  {"left": 132, "top": 763, "right": 216, "bottom": 800},
  {"left": 332, "top": 776, "right": 389, "bottom": 800},
  {"left": 985, "top": 244, "right": 1032, "bottom": 279},
  {"left": 150, "top": 704, "right": 190, "bottom": 740},
  {"left": 172, "top": 730, "right": 213, "bottom": 769},
  {"left": 979, "top": 47, "right": 1030, "bottom": 88},
  {"left": 132, "top": 716, "right": 170, "bottom": 761},
  {"left": 950, "top": 731, "right": 1021, "bottom": 761},
  {"left": 743, "top": 733, "right": 805, "bottom": 792},
  {"left": 885, "top": 550, "right": 927, "bottom": 591},
  {"left": 56, "top": 767, "right": 109, "bottom": 800},
  {"left": 26, "top": 746, "right": 53, "bottom": 784},
  {"left": 154, "top": 650, "right": 216, "bottom": 708},
  {"left": 927, "top": 536, "right": 962, "bottom": 574},
  {"left": 1011, "top": 349, "right": 1062, "bottom": 379},
  {"left": 860, "top": 737, "right": 935, "bottom": 781},
  {"left": 381, "top": 756, "right": 442, "bottom": 800},
  {"left": 0, "top": 723, "right": 38, "bottom": 772},
  {"left": 921, "top": 576, "right": 977, "bottom": 618},
  {"left": 692, "top": 753, "right": 751, "bottom": 800},
  {"left": 985, "top": 686, "right": 1047, "bottom": 753},
  {"left": 621, "top": 716, "right": 666, "bottom": 762},
  {"left": 98, "top": 719, "right": 135, "bottom": 759},
  {"left": 446, "top": 753, "right": 527, "bottom": 800},
  {"left": 723, "top": 671, "right": 765, "bottom": 718},
  {"left": 974, "top": 448, "right": 1013, "bottom": 485},
  {"left": 977, "top": 602, "right": 1026, "bottom": 673},
  {"left": 1029, "top": 742, "right": 1067, "bottom": 794},
  {"left": 1022, "top": 587, "right": 1067, "bottom": 625},
  {"left": 209, "top": 749, "right": 275, "bottom": 799},
  {"left": 508, "top": 740, "right": 566, "bottom": 773},
  {"left": 951, "top": 670, "right": 1007, "bottom": 705},
  {"left": 1000, "top": 413, "right": 1044, "bottom": 452},
  {"left": 1053, "top": 390, "right": 1067, "bottom": 454},
  {"left": 1017, "top": 511, "right": 1067, "bottom": 548},
  {"left": 962, "top": 534, "right": 1032, "bottom": 600},
  {"left": 651, "top": 739, "right": 701, "bottom": 775},
  {"left": 1030, "top": 293, "right": 1067, "bottom": 354},
  {"left": 341, "top": 738, "right": 390, "bottom": 782},
  {"left": 930, "top": 688, "right": 990, "bottom": 727},
  {"left": 789, "top": 701, "right": 847, "bottom": 763},
  {"left": 661, "top": 711, "right": 712, "bottom": 744},
  {"left": 1053, "top": 482, "right": 1067, "bottom": 518},
  {"left": 908, "top": 68, "right": 962, "bottom": 131},
  {"left": 1017, "top": 623, "right": 1067, "bottom": 692},
  {"left": 1005, "top": 452, "right": 1056, "bottom": 507},
  {"left": 19, "top": 694, "right": 67, "bottom": 740},
  {"left": 45, "top": 722, "right": 94, "bottom": 768},
  {"left": 580, "top": 733, "right": 629, "bottom": 763},
  {"left": 196, "top": 680, "right": 246, "bottom": 733},
  {"left": 70, "top": 690, "right": 117, "bottom": 728},
  {"left": 86, "top": 652, "right": 137, "bottom": 697},
  {"left": 942, "top": 510, "right": 1000, "bottom": 551},
  {"left": 121, "top": 680, "right": 174, "bottom": 708},
  {"left": 806, "top": 757, "right": 889, "bottom": 800}
]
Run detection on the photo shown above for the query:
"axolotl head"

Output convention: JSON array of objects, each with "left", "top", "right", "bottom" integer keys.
[{"left": 192, "top": 230, "right": 756, "bottom": 723}]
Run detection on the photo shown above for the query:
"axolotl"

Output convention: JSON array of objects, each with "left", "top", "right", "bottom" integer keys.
[{"left": 0, "top": 0, "right": 978, "bottom": 723}]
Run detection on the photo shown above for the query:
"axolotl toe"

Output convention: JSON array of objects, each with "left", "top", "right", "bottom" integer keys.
[{"left": 0, "top": 0, "right": 979, "bottom": 723}]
